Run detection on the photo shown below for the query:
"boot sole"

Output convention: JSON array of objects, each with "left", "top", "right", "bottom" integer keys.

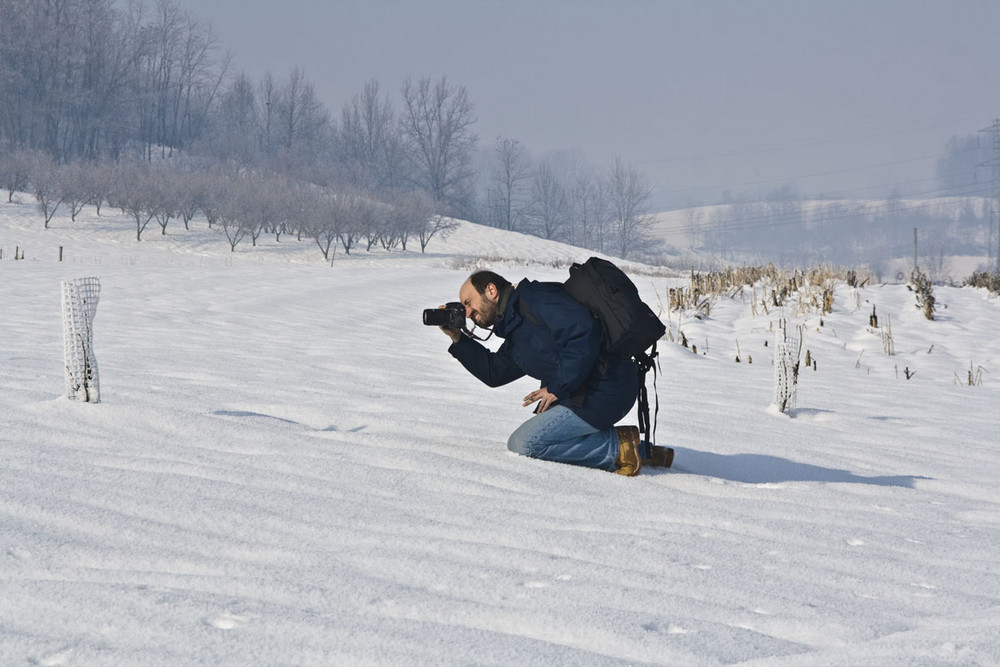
[{"left": 643, "top": 447, "right": 675, "bottom": 469}]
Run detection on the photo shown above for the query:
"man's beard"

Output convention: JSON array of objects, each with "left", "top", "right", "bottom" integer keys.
[{"left": 474, "top": 297, "right": 499, "bottom": 328}]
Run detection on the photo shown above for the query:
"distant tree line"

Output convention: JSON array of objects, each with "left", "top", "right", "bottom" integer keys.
[
  {"left": 698, "top": 184, "right": 988, "bottom": 278},
  {"left": 0, "top": 148, "right": 447, "bottom": 256},
  {"left": 936, "top": 134, "right": 992, "bottom": 197},
  {"left": 476, "top": 141, "right": 656, "bottom": 260},
  {"left": 679, "top": 131, "right": 996, "bottom": 274},
  {"left": 0, "top": 0, "right": 656, "bottom": 258}
]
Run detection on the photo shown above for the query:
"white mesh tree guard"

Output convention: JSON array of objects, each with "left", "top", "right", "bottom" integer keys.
[
  {"left": 773, "top": 331, "right": 799, "bottom": 414},
  {"left": 62, "top": 277, "right": 101, "bottom": 403}
]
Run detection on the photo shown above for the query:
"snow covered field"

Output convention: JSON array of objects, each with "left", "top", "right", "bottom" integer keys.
[{"left": 2, "top": 199, "right": 999, "bottom": 666}]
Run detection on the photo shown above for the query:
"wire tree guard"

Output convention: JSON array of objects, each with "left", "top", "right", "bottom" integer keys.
[
  {"left": 62, "top": 277, "right": 101, "bottom": 403},
  {"left": 773, "top": 328, "right": 799, "bottom": 415}
]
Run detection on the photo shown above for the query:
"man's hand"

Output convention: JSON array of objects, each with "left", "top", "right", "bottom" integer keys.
[
  {"left": 441, "top": 325, "right": 462, "bottom": 343},
  {"left": 523, "top": 387, "right": 558, "bottom": 413},
  {"left": 435, "top": 305, "right": 463, "bottom": 343}
]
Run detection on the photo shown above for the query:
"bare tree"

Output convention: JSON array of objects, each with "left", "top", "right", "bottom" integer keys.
[
  {"left": 113, "top": 163, "right": 157, "bottom": 240},
  {"left": 29, "top": 152, "right": 66, "bottom": 228},
  {"left": 137, "top": 0, "right": 183, "bottom": 160},
  {"left": 212, "top": 72, "right": 260, "bottom": 164},
  {"left": 386, "top": 189, "right": 437, "bottom": 252},
  {"left": 168, "top": 8, "right": 223, "bottom": 155},
  {"left": 229, "top": 172, "right": 283, "bottom": 247},
  {"left": 417, "top": 211, "right": 459, "bottom": 253},
  {"left": 217, "top": 175, "right": 256, "bottom": 251},
  {"left": 338, "top": 79, "right": 403, "bottom": 192},
  {"left": 95, "top": 1, "right": 148, "bottom": 159},
  {"left": 257, "top": 73, "right": 279, "bottom": 158},
  {"left": 0, "top": 148, "right": 34, "bottom": 202},
  {"left": 135, "top": 0, "right": 222, "bottom": 160},
  {"left": 362, "top": 198, "right": 390, "bottom": 252},
  {"left": 570, "top": 168, "right": 611, "bottom": 253},
  {"left": 528, "top": 160, "right": 570, "bottom": 241},
  {"left": 150, "top": 168, "right": 182, "bottom": 235},
  {"left": 273, "top": 67, "right": 331, "bottom": 171},
  {"left": 336, "top": 191, "right": 366, "bottom": 255},
  {"left": 0, "top": 0, "right": 226, "bottom": 163},
  {"left": 59, "top": 160, "right": 92, "bottom": 221},
  {"left": 379, "top": 193, "right": 408, "bottom": 250},
  {"left": 199, "top": 167, "right": 236, "bottom": 229},
  {"left": 266, "top": 177, "right": 296, "bottom": 242},
  {"left": 399, "top": 76, "right": 477, "bottom": 216},
  {"left": 304, "top": 188, "right": 342, "bottom": 261},
  {"left": 173, "top": 170, "right": 206, "bottom": 229},
  {"left": 81, "top": 159, "right": 115, "bottom": 216},
  {"left": 607, "top": 157, "right": 653, "bottom": 259},
  {"left": 484, "top": 137, "right": 532, "bottom": 231}
]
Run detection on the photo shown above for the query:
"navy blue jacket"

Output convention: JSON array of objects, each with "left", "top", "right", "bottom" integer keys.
[{"left": 449, "top": 279, "right": 637, "bottom": 429}]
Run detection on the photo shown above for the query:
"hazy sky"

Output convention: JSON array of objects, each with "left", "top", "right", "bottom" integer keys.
[{"left": 177, "top": 0, "right": 1000, "bottom": 209}]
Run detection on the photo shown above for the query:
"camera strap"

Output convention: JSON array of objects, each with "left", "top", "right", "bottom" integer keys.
[{"left": 462, "top": 325, "right": 493, "bottom": 342}]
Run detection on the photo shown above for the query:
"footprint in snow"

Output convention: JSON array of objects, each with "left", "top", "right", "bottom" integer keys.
[
  {"left": 523, "top": 574, "right": 572, "bottom": 588},
  {"left": 30, "top": 647, "right": 73, "bottom": 666},
  {"left": 641, "top": 622, "right": 688, "bottom": 635},
  {"left": 205, "top": 611, "right": 249, "bottom": 630}
]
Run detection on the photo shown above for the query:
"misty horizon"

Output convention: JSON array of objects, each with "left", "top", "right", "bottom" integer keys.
[
  {"left": 4, "top": 0, "right": 1000, "bottom": 269},
  {"left": 176, "top": 0, "right": 1000, "bottom": 209}
]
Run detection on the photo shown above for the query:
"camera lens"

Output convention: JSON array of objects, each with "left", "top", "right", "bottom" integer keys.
[
  {"left": 423, "top": 303, "right": 465, "bottom": 328},
  {"left": 423, "top": 308, "right": 447, "bottom": 326}
]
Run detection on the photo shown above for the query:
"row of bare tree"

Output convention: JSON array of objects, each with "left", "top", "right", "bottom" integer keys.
[
  {"left": 2, "top": 149, "right": 453, "bottom": 256},
  {"left": 0, "top": 0, "right": 656, "bottom": 259}
]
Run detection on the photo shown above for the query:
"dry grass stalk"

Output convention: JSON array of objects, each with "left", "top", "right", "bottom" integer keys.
[
  {"left": 881, "top": 313, "right": 895, "bottom": 356},
  {"left": 964, "top": 271, "right": 1000, "bottom": 295},
  {"left": 666, "top": 264, "right": 872, "bottom": 321}
]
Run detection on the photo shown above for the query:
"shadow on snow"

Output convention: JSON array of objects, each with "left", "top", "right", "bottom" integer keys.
[{"left": 666, "top": 449, "right": 931, "bottom": 488}]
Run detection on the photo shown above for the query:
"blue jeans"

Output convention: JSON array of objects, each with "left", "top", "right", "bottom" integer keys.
[{"left": 507, "top": 406, "right": 620, "bottom": 471}]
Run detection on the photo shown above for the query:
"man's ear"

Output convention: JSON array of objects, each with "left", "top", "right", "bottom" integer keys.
[{"left": 486, "top": 283, "right": 498, "bottom": 300}]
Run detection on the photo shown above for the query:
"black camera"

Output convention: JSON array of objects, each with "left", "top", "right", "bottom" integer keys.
[{"left": 423, "top": 302, "right": 466, "bottom": 329}]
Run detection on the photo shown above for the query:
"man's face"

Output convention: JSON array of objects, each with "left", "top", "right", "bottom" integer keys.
[{"left": 459, "top": 280, "right": 499, "bottom": 328}]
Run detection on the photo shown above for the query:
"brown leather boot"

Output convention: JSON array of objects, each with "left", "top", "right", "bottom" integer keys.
[
  {"left": 614, "top": 425, "right": 642, "bottom": 476},
  {"left": 643, "top": 445, "right": 674, "bottom": 469}
]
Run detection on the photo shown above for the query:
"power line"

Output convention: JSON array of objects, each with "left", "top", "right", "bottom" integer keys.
[
  {"left": 645, "top": 106, "right": 1000, "bottom": 206},
  {"left": 650, "top": 180, "right": 988, "bottom": 238},
  {"left": 651, "top": 151, "right": 948, "bottom": 199},
  {"left": 640, "top": 103, "right": 1000, "bottom": 167},
  {"left": 978, "top": 119, "right": 1000, "bottom": 270}
]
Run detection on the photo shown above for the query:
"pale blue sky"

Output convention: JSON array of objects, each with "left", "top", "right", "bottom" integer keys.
[{"left": 179, "top": 0, "right": 1000, "bottom": 208}]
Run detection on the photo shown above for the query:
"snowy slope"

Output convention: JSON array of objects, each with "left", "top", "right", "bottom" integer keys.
[{"left": 1, "top": 199, "right": 999, "bottom": 666}]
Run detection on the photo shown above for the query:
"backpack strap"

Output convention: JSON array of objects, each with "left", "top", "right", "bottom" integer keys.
[
  {"left": 634, "top": 344, "right": 660, "bottom": 445},
  {"left": 517, "top": 295, "right": 540, "bottom": 326}
]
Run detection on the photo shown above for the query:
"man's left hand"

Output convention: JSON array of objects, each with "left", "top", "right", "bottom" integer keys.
[{"left": 523, "top": 387, "right": 558, "bottom": 413}]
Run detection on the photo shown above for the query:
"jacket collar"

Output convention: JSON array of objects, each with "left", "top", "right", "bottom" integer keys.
[{"left": 493, "top": 281, "right": 523, "bottom": 338}]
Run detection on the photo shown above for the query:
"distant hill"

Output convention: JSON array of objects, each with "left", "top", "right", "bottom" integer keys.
[{"left": 646, "top": 196, "right": 993, "bottom": 280}]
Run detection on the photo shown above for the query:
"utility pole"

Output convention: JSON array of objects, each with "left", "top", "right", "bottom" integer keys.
[{"left": 978, "top": 119, "right": 1000, "bottom": 271}]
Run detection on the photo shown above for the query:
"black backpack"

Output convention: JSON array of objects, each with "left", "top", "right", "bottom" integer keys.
[
  {"left": 564, "top": 257, "right": 665, "bottom": 444},
  {"left": 521, "top": 257, "right": 666, "bottom": 444},
  {"left": 564, "top": 257, "right": 666, "bottom": 362}
]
